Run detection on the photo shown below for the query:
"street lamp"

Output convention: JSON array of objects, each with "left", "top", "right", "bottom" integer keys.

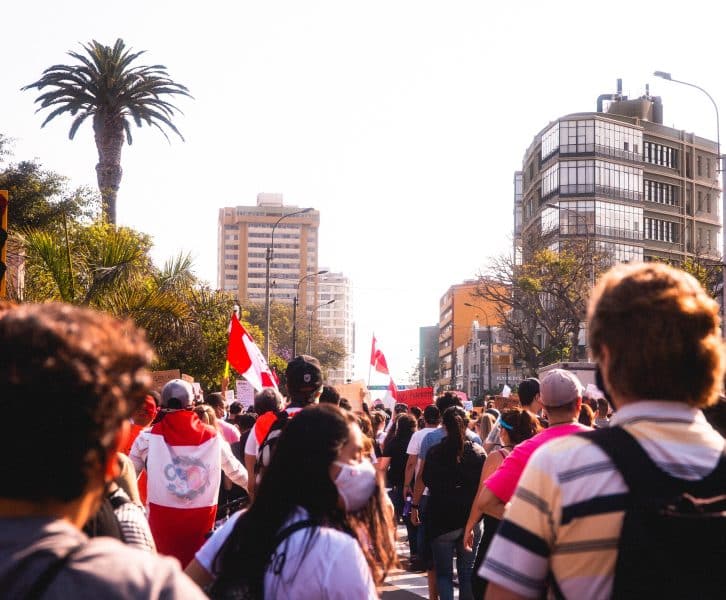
[
  {"left": 654, "top": 70, "right": 725, "bottom": 338},
  {"left": 307, "top": 299, "right": 335, "bottom": 354},
  {"left": 464, "top": 302, "right": 493, "bottom": 396},
  {"left": 264, "top": 207, "right": 313, "bottom": 360},
  {"left": 293, "top": 269, "right": 328, "bottom": 356}
]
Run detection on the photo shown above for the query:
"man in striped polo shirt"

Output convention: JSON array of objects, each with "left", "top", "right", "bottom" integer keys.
[{"left": 481, "top": 263, "right": 726, "bottom": 599}]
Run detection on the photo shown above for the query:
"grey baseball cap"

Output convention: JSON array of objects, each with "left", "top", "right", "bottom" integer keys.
[
  {"left": 160, "top": 379, "right": 195, "bottom": 409},
  {"left": 540, "top": 369, "right": 583, "bottom": 407}
]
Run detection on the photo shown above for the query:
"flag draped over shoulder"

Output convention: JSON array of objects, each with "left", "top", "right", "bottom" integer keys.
[
  {"left": 227, "top": 313, "right": 278, "bottom": 392},
  {"left": 370, "top": 334, "right": 390, "bottom": 375}
]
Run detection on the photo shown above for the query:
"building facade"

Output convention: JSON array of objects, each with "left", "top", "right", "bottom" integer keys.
[
  {"left": 516, "top": 84, "right": 721, "bottom": 268},
  {"left": 217, "top": 194, "right": 321, "bottom": 313},
  {"left": 438, "top": 280, "right": 501, "bottom": 389},
  {"left": 316, "top": 271, "right": 354, "bottom": 385},
  {"left": 418, "top": 325, "right": 439, "bottom": 388},
  {"left": 461, "top": 322, "right": 520, "bottom": 399}
]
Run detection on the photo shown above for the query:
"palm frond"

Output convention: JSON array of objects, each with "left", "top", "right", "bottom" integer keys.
[{"left": 20, "top": 230, "right": 76, "bottom": 302}]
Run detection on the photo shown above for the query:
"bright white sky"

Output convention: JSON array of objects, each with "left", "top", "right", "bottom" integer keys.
[{"left": 3, "top": 1, "right": 724, "bottom": 384}]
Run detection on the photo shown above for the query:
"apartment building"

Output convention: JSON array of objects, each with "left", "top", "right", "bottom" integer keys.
[
  {"left": 316, "top": 271, "right": 354, "bottom": 385},
  {"left": 438, "top": 280, "right": 500, "bottom": 389},
  {"left": 217, "top": 194, "right": 321, "bottom": 313},
  {"left": 515, "top": 81, "right": 721, "bottom": 267}
]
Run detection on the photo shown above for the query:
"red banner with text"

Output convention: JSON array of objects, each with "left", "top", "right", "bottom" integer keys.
[{"left": 396, "top": 387, "right": 435, "bottom": 411}]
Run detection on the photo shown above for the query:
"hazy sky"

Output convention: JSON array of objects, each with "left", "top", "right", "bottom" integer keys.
[{"left": 4, "top": 1, "right": 724, "bottom": 383}]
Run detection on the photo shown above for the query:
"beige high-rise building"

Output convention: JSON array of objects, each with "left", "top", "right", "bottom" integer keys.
[{"left": 218, "top": 194, "right": 320, "bottom": 312}]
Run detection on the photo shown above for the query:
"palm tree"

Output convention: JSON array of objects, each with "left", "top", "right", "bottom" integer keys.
[{"left": 23, "top": 39, "right": 191, "bottom": 224}]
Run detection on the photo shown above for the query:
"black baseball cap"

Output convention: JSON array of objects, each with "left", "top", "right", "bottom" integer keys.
[{"left": 286, "top": 355, "right": 323, "bottom": 396}]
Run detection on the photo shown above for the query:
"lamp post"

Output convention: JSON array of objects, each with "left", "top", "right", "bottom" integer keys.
[
  {"left": 464, "top": 302, "right": 492, "bottom": 395},
  {"left": 653, "top": 70, "right": 725, "bottom": 337},
  {"left": 264, "top": 207, "right": 313, "bottom": 360},
  {"left": 293, "top": 269, "right": 328, "bottom": 356},
  {"left": 307, "top": 299, "right": 335, "bottom": 354}
]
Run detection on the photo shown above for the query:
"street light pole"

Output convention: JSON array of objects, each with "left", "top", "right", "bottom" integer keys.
[
  {"left": 464, "top": 302, "right": 493, "bottom": 395},
  {"left": 653, "top": 71, "right": 724, "bottom": 337},
  {"left": 307, "top": 299, "right": 335, "bottom": 354},
  {"left": 293, "top": 269, "right": 328, "bottom": 357},
  {"left": 264, "top": 207, "right": 312, "bottom": 360}
]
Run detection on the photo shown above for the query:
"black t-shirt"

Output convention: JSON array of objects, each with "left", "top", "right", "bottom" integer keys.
[
  {"left": 422, "top": 440, "right": 486, "bottom": 540},
  {"left": 383, "top": 435, "right": 413, "bottom": 488}
]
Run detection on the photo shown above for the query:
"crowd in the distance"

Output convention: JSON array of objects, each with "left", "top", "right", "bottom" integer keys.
[{"left": 1, "top": 261, "right": 725, "bottom": 599}]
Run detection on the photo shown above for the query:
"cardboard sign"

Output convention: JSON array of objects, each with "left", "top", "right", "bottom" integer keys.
[
  {"left": 336, "top": 380, "right": 369, "bottom": 412},
  {"left": 149, "top": 369, "right": 181, "bottom": 392},
  {"left": 224, "top": 389, "right": 236, "bottom": 404},
  {"left": 236, "top": 379, "right": 255, "bottom": 408}
]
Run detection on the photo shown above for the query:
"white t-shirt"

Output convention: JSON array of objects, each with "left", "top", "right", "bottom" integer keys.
[
  {"left": 244, "top": 407, "right": 304, "bottom": 457},
  {"left": 195, "top": 508, "right": 377, "bottom": 600},
  {"left": 406, "top": 426, "right": 439, "bottom": 457}
]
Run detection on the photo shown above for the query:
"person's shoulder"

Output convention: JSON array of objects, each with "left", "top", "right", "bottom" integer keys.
[
  {"left": 527, "top": 429, "right": 602, "bottom": 472},
  {"left": 69, "top": 537, "right": 205, "bottom": 597}
]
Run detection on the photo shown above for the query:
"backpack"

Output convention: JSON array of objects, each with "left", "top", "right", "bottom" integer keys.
[
  {"left": 254, "top": 410, "right": 291, "bottom": 485},
  {"left": 209, "top": 519, "right": 314, "bottom": 600},
  {"left": 82, "top": 492, "right": 129, "bottom": 543},
  {"left": 579, "top": 426, "right": 726, "bottom": 600}
]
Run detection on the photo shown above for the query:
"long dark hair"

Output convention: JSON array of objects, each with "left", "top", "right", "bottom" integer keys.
[
  {"left": 440, "top": 406, "right": 468, "bottom": 462},
  {"left": 210, "top": 404, "right": 396, "bottom": 597},
  {"left": 499, "top": 408, "right": 542, "bottom": 445}
]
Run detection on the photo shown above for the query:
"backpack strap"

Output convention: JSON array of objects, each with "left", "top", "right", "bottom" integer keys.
[
  {"left": 269, "top": 519, "right": 315, "bottom": 576},
  {"left": 578, "top": 426, "right": 726, "bottom": 499},
  {"left": 2, "top": 543, "right": 85, "bottom": 600}
]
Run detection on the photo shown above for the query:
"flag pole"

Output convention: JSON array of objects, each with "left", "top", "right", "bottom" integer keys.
[{"left": 368, "top": 333, "right": 374, "bottom": 388}]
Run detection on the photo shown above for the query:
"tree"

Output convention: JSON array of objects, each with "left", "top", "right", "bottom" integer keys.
[
  {"left": 242, "top": 300, "right": 346, "bottom": 378},
  {"left": 477, "top": 238, "right": 612, "bottom": 375},
  {"left": 23, "top": 39, "right": 191, "bottom": 224},
  {"left": 0, "top": 159, "right": 99, "bottom": 231}
]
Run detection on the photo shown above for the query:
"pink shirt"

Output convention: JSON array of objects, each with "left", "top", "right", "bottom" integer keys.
[
  {"left": 218, "top": 418, "right": 241, "bottom": 445},
  {"left": 485, "top": 422, "right": 590, "bottom": 502}
]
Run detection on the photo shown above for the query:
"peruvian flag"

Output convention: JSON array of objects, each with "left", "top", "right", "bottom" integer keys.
[
  {"left": 227, "top": 313, "right": 278, "bottom": 391},
  {"left": 387, "top": 377, "right": 399, "bottom": 400},
  {"left": 370, "top": 335, "right": 390, "bottom": 374},
  {"left": 145, "top": 411, "right": 221, "bottom": 567}
]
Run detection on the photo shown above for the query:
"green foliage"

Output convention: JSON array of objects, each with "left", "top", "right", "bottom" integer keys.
[
  {"left": 242, "top": 300, "right": 346, "bottom": 378},
  {"left": 654, "top": 254, "right": 723, "bottom": 301},
  {"left": 0, "top": 158, "right": 100, "bottom": 232},
  {"left": 23, "top": 38, "right": 191, "bottom": 144},
  {"left": 478, "top": 238, "right": 612, "bottom": 375}
]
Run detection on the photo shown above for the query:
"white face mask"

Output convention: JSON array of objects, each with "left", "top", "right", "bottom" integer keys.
[{"left": 333, "top": 460, "right": 377, "bottom": 512}]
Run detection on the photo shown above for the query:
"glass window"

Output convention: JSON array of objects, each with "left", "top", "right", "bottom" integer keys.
[
  {"left": 541, "top": 122, "right": 560, "bottom": 159},
  {"left": 643, "top": 217, "right": 679, "bottom": 243},
  {"left": 643, "top": 141, "right": 678, "bottom": 168},
  {"left": 541, "top": 163, "right": 559, "bottom": 197}
]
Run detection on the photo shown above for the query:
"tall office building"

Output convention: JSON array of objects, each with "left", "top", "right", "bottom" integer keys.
[
  {"left": 218, "top": 194, "right": 321, "bottom": 313},
  {"left": 516, "top": 81, "right": 721, "bottom": 267},
  {"left": 316, "top": 271, "right": 354, "bottom": 385}
]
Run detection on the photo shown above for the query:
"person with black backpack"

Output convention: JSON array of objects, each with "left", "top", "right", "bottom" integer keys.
[
  {"left": 422, "top": 406, "right": 486, "bottom": 600},
  {"left": 481, "top": 262, "right": 726, "bottom": 600},
  {"left": 185, "top": 404, "right": 397, "bottom": 598},
  {"left": 243, "top": 355, "right": 324, "bottom": 499}
]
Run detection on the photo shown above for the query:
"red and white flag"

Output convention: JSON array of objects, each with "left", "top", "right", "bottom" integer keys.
[
  {"left": 370, "top": 335, "right": 390, "bottom": 375},
  {"left": 227, "top": 313, "right": 278, "bottom": 391},
  {"left": 387, "top": 377, "right": 399, "bottom": 401},
  {"left": 145, "top": 412, "right": 221, "bottom": 567}
]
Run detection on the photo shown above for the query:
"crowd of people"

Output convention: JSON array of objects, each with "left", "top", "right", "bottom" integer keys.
[{"left": 1, "top": 261, "right": 725, "bottom": 599}]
